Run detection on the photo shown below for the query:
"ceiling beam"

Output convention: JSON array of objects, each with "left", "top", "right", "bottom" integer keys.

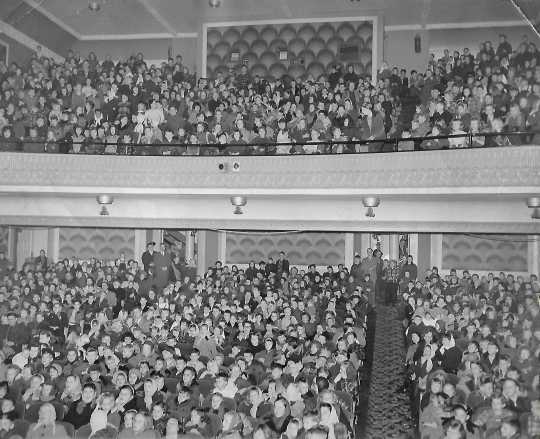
[
  {"left": 0, "top": 18, "right": 64, "bottom": 62},
  {"left": 136, "top": 0, "right": 177, "bottom": 36}
]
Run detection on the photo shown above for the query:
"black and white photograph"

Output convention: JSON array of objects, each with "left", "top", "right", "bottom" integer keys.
[{"left": 0, "top": 0, "right": 539, "bottom": 438}]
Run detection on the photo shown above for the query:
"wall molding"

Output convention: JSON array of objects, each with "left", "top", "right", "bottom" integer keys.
[
  {"left": 0, "top": 19, "right": 63, "bottom": 62},
  {"left": 385, "top": 20, "right": 526, "bottom": 32},
  {"left": 78, "top": 33, "right": 198, "bottom": 41},
  {"left": 202, "top": 15, "right": 379, "bottom": 83},
  {"left": 2, "top": 216, "right": 539, "bottom": 234}
]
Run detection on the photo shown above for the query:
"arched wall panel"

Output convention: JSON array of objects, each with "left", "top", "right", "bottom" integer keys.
[
  {"left": 58, "top": 228, "right": 135, "bottom": 261},
  {"left": 225, "top": 232, "right": 345, "bottom": 266},
  {"left": 442, "top": 234, "right": 528, "bottom": 272},
  {"left": 206, "top": 20, "right": 374, "bottom": 80}
]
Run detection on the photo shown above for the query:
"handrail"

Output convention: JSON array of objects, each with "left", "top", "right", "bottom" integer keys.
[{"left": 0, "top": 130, "right": 538, "bottom": 156}]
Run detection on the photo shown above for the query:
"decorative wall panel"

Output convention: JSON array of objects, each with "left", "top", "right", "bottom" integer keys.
[
  {"left": 206, "top": 21, "right": 373, "bottom": 79},
  {"left": 442, "top": 234, "right": 528, "bottom": 272},
  {"left": 58, "top": 228, "right": 135, "bottom": 261},
  {"left": 0, "top": 226, "right": 8, "bottom": 253},
  {"left": 226, "top": 232, "right": 345, "bottom": 266}
]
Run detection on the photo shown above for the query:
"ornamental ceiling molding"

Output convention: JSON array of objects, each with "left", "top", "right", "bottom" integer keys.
[{"left": 0, "top": 147, "right": 539, "bottom": 192}]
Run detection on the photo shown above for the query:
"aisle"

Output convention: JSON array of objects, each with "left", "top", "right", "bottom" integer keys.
[{"left": 364, "top": 305, "right": 414, "bottom": 439}]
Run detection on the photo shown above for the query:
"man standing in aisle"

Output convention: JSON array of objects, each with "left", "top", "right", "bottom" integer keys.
[{"left": 153, "top": 243, "right": 171, "bottom": 291}]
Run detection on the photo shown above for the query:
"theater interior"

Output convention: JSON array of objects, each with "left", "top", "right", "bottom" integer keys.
[{"left": 0, "top": 1, "right": 539, "bottom": 439}]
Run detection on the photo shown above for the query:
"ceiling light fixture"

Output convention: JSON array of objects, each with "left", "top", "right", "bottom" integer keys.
[
  {"left": 209, "top": 0, "right": 222, "bottom": 7},
  {"left": 362, "top": 197, "right": 380, "bottom": 218},
  {"left": 527, "top": 197, "right": 540, "bottom": 208},
  {"left": 230, "top": 196, "right": 247, "bottom": 215},
  {"left": 96, "top": 194, "right": 114, "bottom": 216},
  {"left": 88, "top": 0, "right": 101, "bottom": 12}
]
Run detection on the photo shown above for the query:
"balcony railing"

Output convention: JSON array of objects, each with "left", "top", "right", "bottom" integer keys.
[{"left": 0, "top": 130, "right": 538, "bottom": 156}]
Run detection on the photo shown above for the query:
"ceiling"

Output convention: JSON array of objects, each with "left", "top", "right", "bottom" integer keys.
[{"left": 0, "top": 0, "right": 525, "bottom": 39}]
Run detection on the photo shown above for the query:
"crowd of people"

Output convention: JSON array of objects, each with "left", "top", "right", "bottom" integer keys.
[
  {"left": 0, "top": 34, "right": 539, "bottom": 156},
  {"left": 0, "top": 242, "right": 402, "bottom": 439},
  {"left": 401, "top": 264, "right": 540, "bottom": 439}
]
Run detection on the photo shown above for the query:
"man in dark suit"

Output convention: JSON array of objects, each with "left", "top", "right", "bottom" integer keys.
[
  {"left": 276, "top": 251, "right": 290, "bottom": 276},
  {"left": 358, "top": 106, "right": 386, "bottom": 152},
  {"left": 141, "top": 241, "right": 156, "bottom": 273},
  {"left": 34, "top": 249, "right": 48, "bottom": 272}
]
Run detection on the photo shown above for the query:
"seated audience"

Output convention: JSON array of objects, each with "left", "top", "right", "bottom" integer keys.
[{"left": 0, "top": 34, "right": 538, "bottom": 156}]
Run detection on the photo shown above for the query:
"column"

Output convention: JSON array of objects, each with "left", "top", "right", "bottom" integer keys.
[
  {"left": 417, "top": 233, "right": 432, "bottom": 280},
  {"left": 197, "top": 230, "right": 219, "bottom": 277},
  {"left": 134, "top": 229, "right": 147, "bottom": 263},
  {"left": 218, "top": 231, "right": 227, "bottom": 264},
  {"left": 185, "top": 231, "right": 195, "bottom": 265},
  {"left": 430, "top": 234, "right": 443, "bottom": 270},
  {"left": 528, "top": 235, "right": 539, "bottom": 276},
  {"left": 344, "top": 233, "right": 354, "bottom": 268},
  {"left": 47, "top": 228, "right": 60, "bottom": 262},
  {"left": 388, "top": 234, "right": 399, "bottom": 260},
  {"left": 7, "top": 226, "right": 17, "bottom": 262},
  {"left": 409, "top": 233, "right": 419, "bottom": 263},
  {"left": 353, "top": 233, "right": 363, "bottom": 257}
]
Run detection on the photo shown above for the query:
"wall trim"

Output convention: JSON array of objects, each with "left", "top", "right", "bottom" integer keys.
[
  {"left": 78, "top": 32, "right": 198, "bottom": 41},
  {"left": 2, "top": 216, "right": 539, "bottom": 234},
  {"left": 385, "top": 20, "right": 526, "bottom": 32},
  {"left": 0, "top": 19, "right": 63, "bottom": 62},
  {"left": 202, "top": 15, "right": 379, "bottom": 84}
]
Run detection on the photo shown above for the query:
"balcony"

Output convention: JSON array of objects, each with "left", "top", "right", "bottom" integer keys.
[{"left": 0, "top": 145, "right": 539, "bottom": 233}]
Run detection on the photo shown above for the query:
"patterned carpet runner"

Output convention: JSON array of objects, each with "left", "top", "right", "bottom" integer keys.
[{"left": 364, "top": 305, "right": 415, "bottom": 439}]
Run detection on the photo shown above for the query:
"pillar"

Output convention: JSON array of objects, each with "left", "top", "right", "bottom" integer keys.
[
  {"left": 409, "top": 233, "right": 419, "bottom": 263},
  {"left": 528, "top": 235, "right": 539, "bottom": 276},
  {"left": 430, "top": 234, "right": 443, "bottom": 270},
  {"left": 218, "top": 231, "right": 227, "bottom": 264},
  {"left": 388, "top": 234, "right": 399, "bottom": 261},
  {"left": 47, "top": 228, "right": 60, "bottom": 262},
  {"left": 134, "top": 229, "right": 147, "bottom": 263},
  {"left": 197, "top": 230, "right": 219, "bottom": 277},
  {"left": 344, "top": 233, "right": 354, "bottom": 268},
  {"left": 353, "top": 233, "right": 363, "bottom": 257},
  {"left": 6, "top": 226, "right": 17, "bottom": 262},
  {"left": 185, "top": 231, "right": 196, "bottom": 266},
  {"left": 417, "top": 233, "right": 432, "bottom": 280}
]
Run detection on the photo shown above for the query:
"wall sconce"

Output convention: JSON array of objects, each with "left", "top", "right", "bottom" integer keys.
[
  {"left": 230, "top": 196, "right": 247, "bottom": 215},
  {"left": 96, "top": 194, "right": 114, "bottom": 216},
  {"left": 527, "top": 197, "right": 540, "bottom": 220},
  {"left": 362, "top": 197, "right": 380, "bottom": 218}
]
